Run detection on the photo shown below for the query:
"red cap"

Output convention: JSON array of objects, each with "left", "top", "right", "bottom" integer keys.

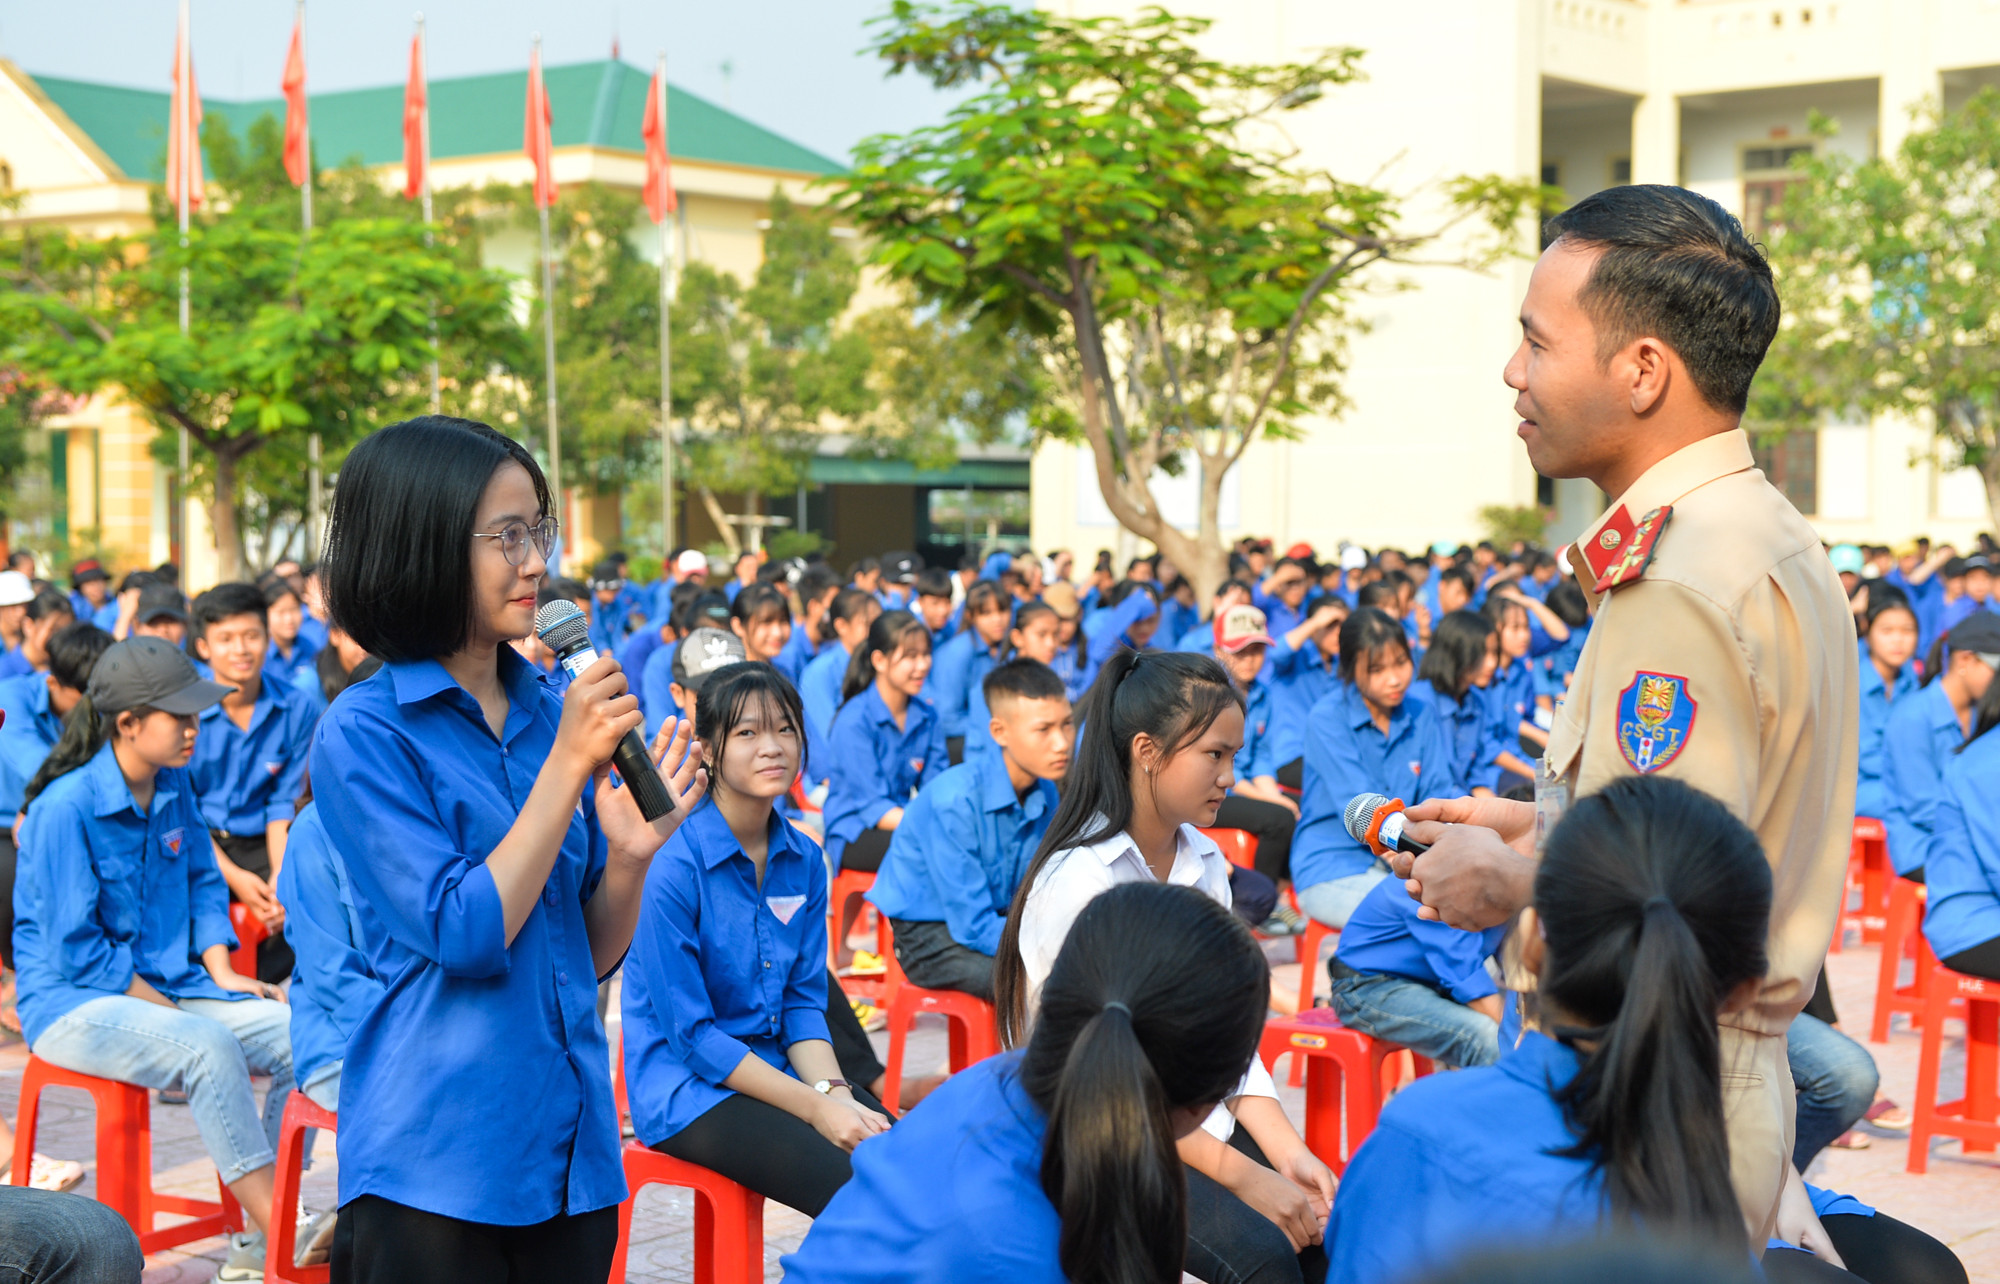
[
  {"left": 1214, "top": 603, "right": 1275, "bottom": 654},
  {"left": 1285, "top": 541, "right": 1315, "bottom": 561}
]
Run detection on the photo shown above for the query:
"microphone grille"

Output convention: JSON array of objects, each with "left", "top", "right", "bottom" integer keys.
[
  {"left": 1344, "top": 792, "right": 1391, "bottom": 843},
  {"left": 534, "top": 599, "right": 591, "bottom": 651}
]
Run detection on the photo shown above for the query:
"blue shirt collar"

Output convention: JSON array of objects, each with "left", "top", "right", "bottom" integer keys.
[
  {"left": 1922, "top": 679, "right": 1963, "bottom": 733},
  {"left": 685, "top": 798, "right": 804, "bottom": 872},
  {"left": 974, "top": 747, "right": 1051, "bottom": 817},
  {"left": 84, "top": 741, "right": 179, "bottom": 819},
  {"left": 385, "top": 647, "right": 545, "bottom": 743},
  {"left": 197, "top": 672, "right": 284, "bottom": 730},
  {"left": 1341, "top": 681, "right": 1407, "bottom": 734},
  {"left": 1495, "top": 1029, "right": 1585, "bottom": 1095}
]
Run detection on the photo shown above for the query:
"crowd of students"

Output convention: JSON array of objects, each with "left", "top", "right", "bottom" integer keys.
[{"left": 0, "top": 413, "right": 1995, "bottom": 1284}]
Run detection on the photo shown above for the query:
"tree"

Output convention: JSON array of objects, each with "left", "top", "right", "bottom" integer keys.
[
  {"left": 831, "top": 2, "right": 1546, "bottom": 599},
  {"left": 0, "top": 113, "right": 523, "bottom": 580},
  {"left": 1754, "top": 89, "right": 2000, "bottom": 532}
]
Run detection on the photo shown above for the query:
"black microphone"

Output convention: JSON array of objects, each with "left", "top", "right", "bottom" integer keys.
[
  {"left": 535, "top": 601, "right": 675, "bottom": 821},
  {"left": 1342, "top": 792, "right": 1429, "bottom": 857}
]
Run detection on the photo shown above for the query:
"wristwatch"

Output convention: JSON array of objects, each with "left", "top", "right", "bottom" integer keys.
[{"left": 812, "top": 1078, "right": 850, "bottom": 1095}]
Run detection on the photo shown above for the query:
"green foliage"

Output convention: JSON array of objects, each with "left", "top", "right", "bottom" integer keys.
[
  {"left": 1754, "top": 92, "right": 2000, "bottom": 530},
  {"left": 1477, "top": 504, "right": 1547, "bottom": 548},
  {"left": 831, "top": 1, "right": 1546, "bottom": 596},
  {"left": 0, "top": 111, "right": 524, "bottom": 577},
  {"left": 0, "top": 371, "right": 42, "bottom": 517},
  {"left": 765, "top": 528, "right": 831, "bottom": 561}
]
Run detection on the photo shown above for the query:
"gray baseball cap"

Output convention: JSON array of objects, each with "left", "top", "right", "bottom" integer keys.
[
  {"left": 87, "top": 637, "right": 233, "bottom": 715},
  {"left": 672, "top": 627, "right": 747, "bottom": 693}
]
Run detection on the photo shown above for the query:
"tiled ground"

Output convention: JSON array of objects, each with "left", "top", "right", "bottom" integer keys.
[{"left": 3, "top": 929, "right": 1995, "bottom": 1282}]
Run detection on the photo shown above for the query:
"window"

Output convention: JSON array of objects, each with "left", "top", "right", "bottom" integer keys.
[
  {"left": 0, "top": 160, "right": 12, "bottom": 192},
  {"left": 1540, "top": 162, "right": 1562, "bottom": 188},
  {"left": 1752, "top": 430, "right": 1818, "bottom": 515},
  {"left": 1536, "top": 474, "right": 1556, "bottom": 507},
  {"left": 1610, "top": 156, "right": 1631, "bottom": 185},
  {"left": 1741, "top": 142, "right": 1815, "bottom": 234}
]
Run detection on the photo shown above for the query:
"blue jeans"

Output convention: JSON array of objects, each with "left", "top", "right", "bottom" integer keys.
[
  {"left": 1296, "top": 866, "right": 1389, "bottom": 929},
  {"left": 1788, "top": 1011, "right": 1878, "bottom": 1170},
  {"left": 31, "top": 994, "right": 293, "bottom": 1185},
  {"left": 0, "top": 1186, "right": 142, "bottom": 1283},
  {"left": 1328, "top": 968, "right": 1501, "bottom": 1070}
]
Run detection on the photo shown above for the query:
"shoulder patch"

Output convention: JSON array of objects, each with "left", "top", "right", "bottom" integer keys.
[
  {"left": 1616, "top": 671, "right": 1697, "bottom": 774},
  {"left": 1593, "top": 505, "right": 1672, "bottom": 593}
]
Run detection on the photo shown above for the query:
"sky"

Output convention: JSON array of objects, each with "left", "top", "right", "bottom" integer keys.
[{"left": 0, "top": 0, "right": 967, "bottom": 164}]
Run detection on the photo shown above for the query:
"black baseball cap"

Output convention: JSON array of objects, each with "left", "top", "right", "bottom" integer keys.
[
  {"left": 1946, "top": 610, "right": 2000, "bottom": 656},
  {"left": 882, "top": 551, "right": 921, "bottom": 585},
  {"left": 87, "top": 637, "right": 232, "bottom": 714},
  {"left": 672, "top": 627, "right": 747, "bottom": 693},
  {"left": 135, "top": 585, "right": 188, "bottom": 625}
]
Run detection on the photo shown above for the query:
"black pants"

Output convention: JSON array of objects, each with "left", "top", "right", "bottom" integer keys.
[
  {"left": 1276, "top": 757, "right": 1303, "bottom": 792},
  {"left": 1185, "top": 1127, "right": 1328, "bottom": 1284},
  {"left": 0, "top": 830, "right": 15, "bottom": 971},
  {"left": 1231, "top": 866, "right": 1278, "bottom": 928},
  {"left": 945, "top": 735, "right": 966, "bottom": 766},
  {"left": 655, "top": 1083, "right": 885, "bottom": 1217},
  {"left": 1762, "top": 1211, "right": 1967, "bottom": 1284},
  {"left": 1942, "top": 936, "right": 2000, "bottom": 982},
  {"left": 1803, "top": 965, "right": 1839, "bottom": 1026},
  {"left": 214, "top": 829, "right": 295, "bottom": 983},
  {"left": 839, "top": 826, "right": 891, "bottom": 874},
  {"left": 824, "top": 967, "right": 886, "bottom": 1087},
  {"left": 330, "top": 1194, "right": 618, "bottom": 1284},
  {"left": 888, "top": 917, "right": 996, "bottom": 1001},
  {"left": 1215, "top": 795, "right": 1296, "bottom": 884}
]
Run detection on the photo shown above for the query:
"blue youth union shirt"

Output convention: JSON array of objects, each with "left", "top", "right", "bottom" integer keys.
[
  {"left": 866, "top": 752, "right": 1056, "bottom": 957},
  {"left": 1291, "top": 683, "right": 1464, "bottom": 890},
  {"left": 822, "top": 686, "right": 945, "bottom": 870},
  {"left": 1335, "top": 875, "right": 1508, "bottom": 1004},
  {"left": 1855, "top": 649, "right": 1918, "bottom": 821},
  {"left": 274, "top": 801, "right": 383, "bottom": 1093},
  {"left": 11, "top": 744, "right": 242, "bottom": 1044},
  {"left": 799, "top": 643, "right": 851, "bottom": 785},
  {"left": 310, "top": 648, "right": 624, "bottom": 1224},
  {"left": 781, "top": 1052, "right": 1064, "bottom": 1284},
  {"left": 1920, "top": 729, "right": 2000, "bottom": 961},
  {"left": 619, "top": 801, "right": 831, "bottom": 1144},
  {"left": 1880, "top": 681, "right": 1966, "bottom": 877},
  {"left": 187, "top": 675, "right": 315, "bottom": 838},
  {"left": 0, "top": 674, "right": 63, "bottom": 824}
]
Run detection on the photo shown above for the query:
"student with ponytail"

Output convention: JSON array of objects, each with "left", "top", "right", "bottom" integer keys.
[
  {"left": 1921, "top": 666, "right": 2000, "bottom": 983},
  {"left": 995, "top": 649, "right": 1335, "bottom": 1284},
  {"left": 799, "top": 587, "right": 881, "bottom": 795},
  {"left": 1881, "top": 612, "right": 2000, "bottom": 878},
  {"left": 1330, "top": 776, "right": 1964, "bottom": 1284},
  {"left": 782, "top": 882, "right": 1271, "bottom": 1284},
  {"left": 1411, "top": 609, "right": 1501, "bottom": 795}
]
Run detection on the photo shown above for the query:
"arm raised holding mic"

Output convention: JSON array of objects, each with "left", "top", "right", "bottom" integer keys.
[{"left": 1395, "top": 795, "right": 1538, "bottom": 931}]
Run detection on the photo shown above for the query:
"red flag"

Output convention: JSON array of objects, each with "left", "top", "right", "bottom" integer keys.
[
  {"left": 640, "top": 69, "right": 676, "bottom": 223},
  {"left": 281, "top": 17, "right": 309, "bottom": 187},
  {"left": 402, "top": 32, "right": 427, "bottom": 200},
  {"left": 524, "top": 46, "right": 557, "bottom": 209},
  {"left": 167, "top": 24, "right": 205, "bottom": 209}
]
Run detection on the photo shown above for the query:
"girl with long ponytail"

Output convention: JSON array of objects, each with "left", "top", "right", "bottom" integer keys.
[
  {"left": 995, "top": 648, "right": 1336, "bottom": 1284},
  {"left": 781, "top": 882, "right": 1269, "bottom": 1284}
]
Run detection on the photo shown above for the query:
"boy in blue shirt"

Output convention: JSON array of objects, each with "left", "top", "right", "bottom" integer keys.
[
  {"left": 187, "top": 582, "right": 317, "bottom": 984},
  {"left": 867, "top": 659, "right": 1071, "bottom": 1001},
  {"left": 1330, "top": 874, "right": 1508, "bottom": 1070}
]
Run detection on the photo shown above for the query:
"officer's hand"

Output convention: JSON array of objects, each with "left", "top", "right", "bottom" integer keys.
[
  {"left": 1399, "top": 825, "right": 1535, "bottom": 931},
  {"left": 1403, "top": 795, "right": 1536, "bottom": 860}
]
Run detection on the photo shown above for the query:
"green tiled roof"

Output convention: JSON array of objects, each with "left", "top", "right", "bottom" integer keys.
[{"left": 30, "top": 58, "right": 843, "bottom": 183}]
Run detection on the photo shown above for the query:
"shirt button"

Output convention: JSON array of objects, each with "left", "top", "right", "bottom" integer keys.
[
  {"left": 557, "top": 971, "right": 569, "bottom": 986},
  {"left": 543, "top": 886, "right": 559, "bottom": 907},
  {"left": 763, "top": 961, "right": 772, "bottom": 969}
]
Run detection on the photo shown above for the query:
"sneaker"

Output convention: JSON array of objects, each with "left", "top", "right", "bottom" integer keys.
[
  {"left": 840, "top": 951, "right": 887, "bottom": 978},
  {"left": 156, "top": 1088, "right": 189, "bottom": 1106},
  {"left": 1272, "top": 904, "right": 1307, "bottom": 934},
  {"left": 849, "top": 998, "right": 886, "bottom": 1033},
  {"left": 1257, "top": 915, "right": 1298, "bottom": 938},
  {"left": 294, "top": 1209, "right": 337, "bottom": 1268},
  {"left": 23, "top": 1153, "right": 85, "bottom": 1192},
  {"left": 216, "top": 1230, "right": 266, "bottom": 1282}
]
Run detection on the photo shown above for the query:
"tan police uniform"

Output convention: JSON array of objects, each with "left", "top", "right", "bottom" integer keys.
[{"left": 1543, "top": 428, "right": 1859, "bottom": 1241}]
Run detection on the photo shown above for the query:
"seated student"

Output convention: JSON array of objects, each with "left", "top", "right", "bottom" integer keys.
[
  {"left": 13, "top": 637, "right": 298, "bottom": 1280},
  {"left": 262, "top": 575, "right": 321, "bottom": 688},
  {"left": 1856, "top": 593, "right": 1921, "bottom": 826},
  {"left": 911, "top": 567, "right": 957, "bottom": 653},
  {"left": 1255, "top": 557, "right": 1313, "bottom": 638},
  {"left": 823, "top": 610, "right": 944, "bottom": 881},
  {"left": 1158, "top": 573, "right": 1202, "bottom": 647},
  {"left": 1881, "top": 612, "right": 2000, "bottom": 878},
  {"left": 776, "top": 564, "right": 842, "bottom": 686},
  {"left": 1531, "top": 580, "right": 1592, "bottom": 725},
  {"left": 188, "top": 582, "right": 318, "bottom": 986},
  {"left": 800, "top": 588, "right": 881, "bottom": 796},
  {"left": 289, "top": 621, "right": 379, "bottom": 720},
  {"left": 1292, "top": 608, "right": 1462, "bottom": 930},
  {"left": 849, "top": 556, "right": 886, "bottom": 604},
  {"left": 930, "top": 580, "right": 1011, "bottom": 766},
  {"left": 516, "top": 577, "right": 592, "bottom": 693},
  {"left": 728, "top": 582, "right": 794, "bottom": 667},
  {"left": 66, "top": 560, "right": 114, "bottom": 631},
  {"left": 0, "top": 571, "right": 32, "bottom": 680},
  {"left": 274, "top": 783, "right": 380, "bottom": 1118},
  {"left": 783, "top": 883, "right": 1271, "bottom": 1284},
  {"left": 999, "top": 650, "right": 1335, "bottom": 1284},
  {"left": 623, "top": 663, "right": 891, "bottom": 1219},
  {"left": 1410, "top": 609, "right": 1501, "bottom": 797},
  {"left": 868, "top": 659, "right": 1071, "bottom": 1002},
  {"left": 585, "top": 560, "right": 632, "bottom": 654},
  {"left": 721, "top": 550, "right": 760, "bottom": 603},
  {"left": 641, "top": 591, "right": 731, "bottom": 736},
  {"left": 4, "top": 590, "right": 76, "bottom": 681},
  {"left": 130, "top": 583, "right": 191, "bottom": 648},
  {"left": 1040, "top": 581, "right": 1090, "bottom": 701},
  {"left": 1209, "top": 604, "right": 1304, "bottom": 924},
  {"left": 1922, "top": 677, "right": 2000, "bottom": 982},
  {"left": 618, "top": 578, "right": 698, "bottom": 692},
  {"left": 1480, "top": 590, "right": 1564, "bottom": 792},
  {"left": 1940, "top": 554, "right": 1993, "bottom": 632},
  {"left": 1265, "top": 595, "right": 1351, "bottom": 789},
  {"left": 957, "top": 600, "right": 1064, "bottom": 762},
  {"left": 1083, "top": 578, "right": 1162, "bottom": 674},
  {"left": 1328, "top": 874, "right": 1508, "bottom": 1070},
  {"left": 1177, "top": 579, "right": 1253, "bottom": 655}
]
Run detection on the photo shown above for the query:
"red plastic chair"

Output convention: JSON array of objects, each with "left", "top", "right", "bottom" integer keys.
[
  {"left": 1255, "top": 1010, "right": 1433, "bottom": 1174},
  {"left": 9, "top": 1056, "right": 243, "bottom": 1253},
  {"left": 880, "top": 930, "right": 999, "bottom": 1114},
  {"left": 267, "top": 1092, "right": 337, "bottom": 1282},
  {"left": 1907, "top": 965, "right": 2000, "bottom": 1173},
  {"left": 1197, "top": 825, "right": 1335, "bottom": 1055},
  {"left": 828, "top": 867, "right": 891, "bottom": 1003},
  {"left": 1840, "top": 818, "right": 1891, "bottom": 948},
  {"left": 610, "top": 1033, "right": 765, "bottom": 1284},
  {"left": 1871, "top": 877, "right": 1948, "bottom": 1043},
  {"left": 230, "top": 901, "right": 269, "bottom": 979}
]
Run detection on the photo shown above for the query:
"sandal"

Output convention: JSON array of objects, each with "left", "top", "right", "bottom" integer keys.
[{"left": 1864, "top": 1098, "right": 1911, "bottom": 1131}]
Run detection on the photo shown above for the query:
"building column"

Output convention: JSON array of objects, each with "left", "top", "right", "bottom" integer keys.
[
  {"left": 1879, "top": 0, "right": 1938, "bottom": 156},
  {"left": 1630, "top": 90, "right": 1680, "bottom": 186}
]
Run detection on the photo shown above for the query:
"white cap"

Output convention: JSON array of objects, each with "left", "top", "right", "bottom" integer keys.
[
  {"left": 675, "top": 549, "right": 710, "bottom": 575},
  {"left": 0, "top": 571, "right": 35, "bottom": 607},
  {"left": 1339, "top": 545, "right": 1368, "bottom": 572}
]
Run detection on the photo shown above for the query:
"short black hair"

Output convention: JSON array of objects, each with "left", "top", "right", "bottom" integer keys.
[
  {"left": 730, "top": 582, "right": 789, "bottom": 626},
  {"left": 26, "top": 588, "right": 73, "bottom": 624},
  {"left": 914, "top": 567, "right": 954, "bottom": 600},
  {"left": 191, "top": 581, "right": 269, "bottom": 638},
  {"left": 323, "top": 416, "right": 551, "bottom": 663},
  {"left": 982, "top": 656, "right": 1067, "bottom": 709},
  {"left": 538, "top": 577, "right": 590, "bottom": 608},
  {"left": 797, "top": 564, "right": 842, "bottom": 603},
  {"left": 258, "top": 575, "right": 301, "bottom": 607},
  {"left": 47, "top": 622, "right": 113, "bottom": 692},
  {"left": 1543, "top": 185, "right": 1780, "bottom": 414}
]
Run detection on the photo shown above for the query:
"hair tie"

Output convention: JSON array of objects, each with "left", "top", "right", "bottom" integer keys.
[
  {"left": 1642, "top": 895, "right": 1675, "bottom": 916},
  {"left": 1102, "top": 1000, "right": 1133, "bottom": 1019}
]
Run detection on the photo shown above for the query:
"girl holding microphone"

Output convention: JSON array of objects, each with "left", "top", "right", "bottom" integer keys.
[{"left": 311, "top": 417, "right": 707, "bottom": 1283}]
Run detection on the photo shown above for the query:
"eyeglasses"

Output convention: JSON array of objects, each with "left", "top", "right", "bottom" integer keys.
[{"left": 471, "top": 517, "right": 559, "bottom": 567}]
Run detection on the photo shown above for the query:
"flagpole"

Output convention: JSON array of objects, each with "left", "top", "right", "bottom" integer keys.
[
  {"left": 418, "top": 12, "right": 439, "bottom": 412},
  {"left": 297, "top": 0, "right": 322, "bottom": 560},
  {"left": 656, "top": 53, "right": 674, "bottom": 554},
  {"left": 176, "top": 0, "right": 192, "bottom": 566},
  {"left": 535, "top": 35, "right": 562, "bottom": 515},
  {"left": 296, "top": 0, "right": 312, "bottom": 237}
]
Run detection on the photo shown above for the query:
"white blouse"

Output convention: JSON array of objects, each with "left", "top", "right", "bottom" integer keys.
[{"left": 1017, "top": 821, "right": 1279, "bottom": 1141}]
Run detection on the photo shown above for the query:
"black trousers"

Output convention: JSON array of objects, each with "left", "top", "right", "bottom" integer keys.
[
  {"left": 839, "top": 826, "right": 891, "bottom": 874},
  {"left": 1942, "top": 936, "right": 2000, "bottom": 982},
  {"left": 1185, "top": 1126, "right": 1328, "bottom": 1284},
  {"left": 1276, "top": 757, "right": 1303, "bottom": 792},
  {"left": 0, "top": 830, "right": 16, "bottom": 971},
  {"left": 330, "top": 1194, "right": 618, "bottom": 1284},
  {"left": 945, "top": 735, "right": 966, "bottom": 767},
  {"left": 824, "top": 967, "right": 886, "bottom": 1086},
  {"left": 1231, "top": 866, "right": 1279, "bottom": 927},
  {"left": 888, "top": 916, "right": 996, "bottom": 1001},
  {"left": 1762, "top": 1211, "right": 1967, "bottom": 1284},
  {"left": 1215, "top": 795, "right": 1297, "bottom": 884},
  {"left": 1803, "top": 966, "right": 1839, "bottom": 1026},
  {"left": 214, "top": 829, "right": 295, "bottom": 983},
  {"left": 655, "top": 1083, "right": 885, "bottom": 1217}
]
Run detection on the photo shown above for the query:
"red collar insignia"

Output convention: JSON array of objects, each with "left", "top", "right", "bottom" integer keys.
[{"left": 1580, "top": 505, "right": 1672, "bottom": 593}]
